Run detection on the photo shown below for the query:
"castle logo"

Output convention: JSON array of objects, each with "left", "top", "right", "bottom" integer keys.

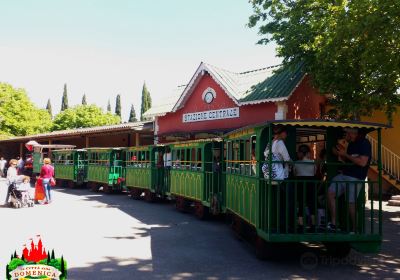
[{"left": 6, "top": 235, "right": 67, "bottom": 280}]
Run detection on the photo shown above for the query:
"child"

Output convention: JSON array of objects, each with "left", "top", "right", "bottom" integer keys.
[
  {"left": 294, "top": 145, "right": 317, "bottom": 231},
  {"left": 16, "top": 176, "right": 31, "bottom": 192}
]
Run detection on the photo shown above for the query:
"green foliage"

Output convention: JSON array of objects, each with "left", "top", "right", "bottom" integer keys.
[
  {"left": 129, "top": 104, "right": 137, "bottom": 122},
  {"left": 8, "top": 258, "right": 25, "bottom": 271},
  {"left": 140, "top": 82, "right": 152, "bottom": 121},
  {"left": 82, "top": 94, "right": 87, "bottom": 105},
  {"left": 0, "top": 83, "right": 52, "bottom": 136},
  {"left": 115, "top": 94, "right": 121, "bottom": 118},
  {"left": 249, "top": 0, "right": 400, "bottom": 121},
  {"left": 46, "top": 99, "right": 52, "bottom": 118},
  {"left": 61, "top": 83, "right": 69, "bottom": 111},
  {"left": 107, "top": 99, "right": 111, "bottom": 112},
  {"left": 52, "top": 104, "right": 120, "bottom": 130}
]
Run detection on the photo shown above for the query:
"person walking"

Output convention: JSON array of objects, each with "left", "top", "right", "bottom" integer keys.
[
  {"left": 4, "top": 159, "right": 19, "bottom": 205},
  {"left": 0, "top": 157, "right": 7, "bottom": 177},
  {"left": 40, "top": 158, "right": 55, "bottom": 204}
]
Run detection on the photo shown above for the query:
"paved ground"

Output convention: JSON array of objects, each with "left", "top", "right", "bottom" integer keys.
[{"left": 0, "top": 179, "right": 399, "bottom": 280}]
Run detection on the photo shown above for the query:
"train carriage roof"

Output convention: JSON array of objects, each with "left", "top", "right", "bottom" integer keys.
[{"left": 224, "top": 119, "right": 391, "bottom": 138}]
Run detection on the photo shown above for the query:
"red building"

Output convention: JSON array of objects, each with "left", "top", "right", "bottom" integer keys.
[{"left": 144, "top": 62, "right": 326, "bottom": 142}]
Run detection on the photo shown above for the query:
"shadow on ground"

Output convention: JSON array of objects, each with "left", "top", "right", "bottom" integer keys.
[{"left": 56, "top": 187, "right": 400, "bottom": 280}]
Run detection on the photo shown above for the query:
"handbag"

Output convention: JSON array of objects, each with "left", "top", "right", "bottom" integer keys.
[{"left": 50, "top": 177, "right": 56, "bottom": 187}]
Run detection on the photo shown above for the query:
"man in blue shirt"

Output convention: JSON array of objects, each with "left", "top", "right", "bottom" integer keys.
[{"left": 327, "top": 128, "right": 371, "bottom": 232}]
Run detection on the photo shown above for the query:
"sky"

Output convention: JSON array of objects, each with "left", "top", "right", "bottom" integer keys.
[{"left": 0, "top": 0, "right": 280, "bottom": 121}]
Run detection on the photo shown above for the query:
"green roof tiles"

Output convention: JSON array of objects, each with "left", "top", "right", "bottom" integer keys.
[
  {"left": 239, "top": 63, "right": 305, "bottom": 103},
  {"left": 142, "top": 62, "right": 306, "bottom": 117}
]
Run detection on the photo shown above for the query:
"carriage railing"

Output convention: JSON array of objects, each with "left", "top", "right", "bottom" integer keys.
[{"left": 259, "top": 159, "right": 382, "bottom": 236}]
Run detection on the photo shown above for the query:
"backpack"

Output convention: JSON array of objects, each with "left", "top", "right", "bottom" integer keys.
[{"left": 261, "top": 141, "right": 284, "bottom": 180}]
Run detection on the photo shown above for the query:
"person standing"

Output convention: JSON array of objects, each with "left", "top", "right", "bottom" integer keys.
[
  {"left": 17, "top": 157, "right": 25, "bottom": 175},
  {"left": 40, "top": 158, "right": 55, "bottom": 204},
  {"left": 262, "top": 125, "right": 294, "bottom": 231},
  {"left": 328, "top": 128, "right": 371, "bottom": 232},
  {"left": 4, "top": 159, "right": 19, "bottom": 205},
  {"left": 0, "top": 157, "right": 7, "bottom": 177}
]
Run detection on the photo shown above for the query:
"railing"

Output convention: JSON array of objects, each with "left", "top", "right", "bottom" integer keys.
[
  {"left": 259, "top": 178, "right": 382, "bottom": 236},
  {"left": 368, "top": 135, "right": 400, "bottom": 183}
]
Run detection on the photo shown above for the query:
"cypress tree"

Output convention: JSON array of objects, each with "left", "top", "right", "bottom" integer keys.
[
  {"left": 128, "top": 104, "right": 137, "bottom": 122},
  {"left": 82, "top": 94, "right": 87, "bottom": 105},
  {"left": 60, "top": 255, "right": 65, "bottom": 275},
  {"left": 51, "top": 249, "right": 55, "bottom": 260},
  {"left": 47, "top": 251, "right": 51, "bottom": 263},
  {"left": 107, "top": 99, "right": 111, "bottom": 112},
  {"left": 140, "top": 82, "right": 152, "bottom": 121},
  {"left": 13, "top": 251, "right": 17, "bottom": 258},
  {"left": 115, "top": 94, "right": 121, "bottom": 118},
  {"left": 6, "top": 265, "right": 10, "bottom": 280},
  {"left": 46, "top": 99, "right": 52, "bottom": 118},
  {"left": 10, "top": 254, "right": 13, "bottom": 261},
  {"left": 61, "top": 83, "right": 69, "bottom": 111}
]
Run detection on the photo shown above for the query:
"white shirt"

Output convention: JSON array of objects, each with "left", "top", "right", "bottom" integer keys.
[
  {"left": 163, "top": 153, "right": 172, "bottom": 167},
  {"left": 0, "top": 160, "right": 6, "bottom": 169},
  {"left": 294, "top": 158, "right": 316, "bottom": 177},
  {"left": 6, "top": 167, "right": 18, "bottom": 184},
  {"left": 264, "top": 139, "right": 291, "bottom": 180}
]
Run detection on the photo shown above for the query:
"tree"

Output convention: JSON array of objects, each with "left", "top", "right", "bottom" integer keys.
[
  {"left": 248, "top": 0, "right": 400, "bottom": 121},
  {"left": 115, "top": 94, "right": 121, "bottom": 118},
  {"left": 140, "top": 82, "right": 152, "bottom": 121},
  {"left": 107, "top": 99, "right": 111, "bottom": 112},
  {"left": 52, "top": 104, "right": 120, "bottom": 131},
  {"left": 46, "top": 99, "right": 52, "bottom": 118},
  {"left": 61, "top": 83, "right": 69, "bottom": 111},
  {"left": 82, "top": 94, "right": 87, "bottom": 105},
  {"left": 128, "top": 104, "right": 137, "bottom": 122},
  {"left": 51, "top": 249, "right": 55, "bottom": 260},
  {"left": 0, "top": 83, "right": 52, "bottom": 136}
]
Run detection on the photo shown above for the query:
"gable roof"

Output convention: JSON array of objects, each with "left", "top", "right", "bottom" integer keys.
[{"left": 143, "top": 62, "right": 306, "bottom": 117}]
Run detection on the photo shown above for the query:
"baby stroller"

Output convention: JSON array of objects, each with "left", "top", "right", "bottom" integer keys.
[{"left": 9, "top": 182, "right": 34, "bottom": 208}]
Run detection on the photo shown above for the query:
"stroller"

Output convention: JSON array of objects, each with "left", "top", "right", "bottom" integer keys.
[{"left": 8, "top": 182, "right": 34, "bottom": 208}]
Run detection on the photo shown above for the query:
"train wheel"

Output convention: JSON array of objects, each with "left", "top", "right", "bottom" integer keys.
[
  {"left": 68, "top": 180, "right": 75, "bottom": 189},
  {"left": 255, "top": 236, "right": 277, "bottom": 260},
  {"left": 144, "top": 190, "right": 155, "bottom": 203},
  {"left": 130, "top": 188, "right": 141, "bottom": 200},
  {"left": 90, "top": 182, "right": 99, "bottom": 192},
  {"left": 231, "top": 215, "right": 244, "bottom": 236},
  {"left": 103, "top": 185, "right": 112, "bottom": 194},
  {"left": 194, "top": 201, "right": 209, "bottom": 220},
  {"left": 325, "top": 242, "right": 351, "bottom": 258},
  {"left": 175, "top": 196, "right": 185, "bottom": 212}
]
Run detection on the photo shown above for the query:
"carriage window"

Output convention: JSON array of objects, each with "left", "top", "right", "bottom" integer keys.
[
  {"left": 233, "top": 141, "right": 239, "bottom": 174},
  {"left": 243, "top": 139, "right": 250, "bottom": 175},
  {"left": 197, "top": 148, "right": 202, "bottom": 170},
  {"left": 251, "top": 135, "right": 257, "bottom": 176},
  {"left": 226, "top": 141, "right": 232, "bottom": 173}
]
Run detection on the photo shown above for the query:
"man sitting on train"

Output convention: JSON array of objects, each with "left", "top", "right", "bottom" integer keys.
[{"left": 327, "top": 128, "right": 371, "bottom": 233}]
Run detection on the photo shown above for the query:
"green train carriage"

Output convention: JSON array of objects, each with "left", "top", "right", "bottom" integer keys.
[
  {"left": 169, "top": 139, "right": 223, "bottom": 219},
  {"left": 223, "top": 120, "right": 387, "bottom": 258},
  {"left": 86, "top": 148, "right": 125, "bottom": 193},
  {"left": 123, "top": 145, "right": 166, "bottom": 202},
  {"left": 52, "top": 149, "right": 88, "bottom": 188},
  {"left": 31, "top": 144, "right": 76, "bottom": 175}
]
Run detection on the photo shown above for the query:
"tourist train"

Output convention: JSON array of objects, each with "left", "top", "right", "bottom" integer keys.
[{"left": 30, "top": 119, "right": 387, "bottom": 259}]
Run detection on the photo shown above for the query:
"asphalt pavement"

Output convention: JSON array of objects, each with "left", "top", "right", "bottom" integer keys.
[{"left": 0, "top": 179, "right": 399, "bottom": 280}]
